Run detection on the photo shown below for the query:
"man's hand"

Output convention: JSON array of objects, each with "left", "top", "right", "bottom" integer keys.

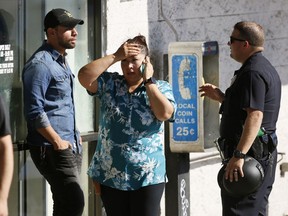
[
  {"left": 225, "top": 157, "right": 245, "bottom": 182},
  {"left": 54, "top": 139, "right": 72, "bottom": 151},
  {"left": 199, "top": 83, "right": 225, "bottom": 103}
]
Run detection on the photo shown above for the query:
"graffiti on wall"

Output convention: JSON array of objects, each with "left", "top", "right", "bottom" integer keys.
[{"left": 180, "top": 178, "right": 189, "bottom": 216}]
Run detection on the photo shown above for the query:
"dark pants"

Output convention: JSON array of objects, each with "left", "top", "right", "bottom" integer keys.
[
  {"left": 100, "top": 183, "right": 165, "bottom": 216},
  {"left": 221, "top": 149, "right": 277, "bottom": 216},
  {"left": 29, "top": 146, "right": 84, "bottom": 216}
]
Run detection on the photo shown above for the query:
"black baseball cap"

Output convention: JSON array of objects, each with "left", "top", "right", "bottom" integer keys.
[{"left": 44, "top": 8, "right": 84, "bottom": 31}]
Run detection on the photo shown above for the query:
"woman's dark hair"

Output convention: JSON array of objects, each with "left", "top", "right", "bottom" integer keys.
[{"left": 126, "top": 35, "right": 149, "bottom": 56}]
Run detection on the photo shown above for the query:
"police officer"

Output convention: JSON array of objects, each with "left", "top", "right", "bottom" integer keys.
[{"left": 199, "top": 21, "right": 281, "bottom": 215}]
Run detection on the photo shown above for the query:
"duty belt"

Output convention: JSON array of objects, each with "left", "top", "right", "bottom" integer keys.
[{"left": 214, "top": 131, "right": 277, "bottom": 161}]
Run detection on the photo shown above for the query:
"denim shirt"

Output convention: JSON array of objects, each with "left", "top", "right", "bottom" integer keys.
[{"left": 22, "top": 42, "right": 81, "bottom": 153}]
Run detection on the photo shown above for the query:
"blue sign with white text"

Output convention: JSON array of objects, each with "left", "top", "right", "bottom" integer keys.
[{"left": 172, "top": 54, "right": 198, "bottom": 142}]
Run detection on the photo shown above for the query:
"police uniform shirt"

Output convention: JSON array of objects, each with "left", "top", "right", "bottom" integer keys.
[{"left": 219, "top": 51, "right": 281, "bottom": 140}]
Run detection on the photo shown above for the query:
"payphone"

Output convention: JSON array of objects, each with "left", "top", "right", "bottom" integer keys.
[
  {"left": 169, "top": 41, "right": 219, "bottom": 152},
  {"left": 165, "top": 41, "right": 219, "bottom": 216}
]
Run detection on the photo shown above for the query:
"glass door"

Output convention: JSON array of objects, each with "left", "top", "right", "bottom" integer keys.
[
  {"left": 0, "top": 0, "right": 34, "bottom": 215},
  {"left": 0, "top": 0, "right": 99, "bottom": 215}
]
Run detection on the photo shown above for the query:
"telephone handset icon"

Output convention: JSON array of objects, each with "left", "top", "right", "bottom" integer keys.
[{"left": 178, "top": 57, "right": 191, "bottom": 100}]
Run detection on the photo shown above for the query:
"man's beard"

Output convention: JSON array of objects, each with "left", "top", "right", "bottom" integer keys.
[{"left": 59, "top": 40, "right": 76, "bottom": 49}]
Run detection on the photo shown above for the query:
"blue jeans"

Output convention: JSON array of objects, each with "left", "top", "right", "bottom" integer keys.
[{"left": 29, "top": 146, "right": 84, "bottom": 216}]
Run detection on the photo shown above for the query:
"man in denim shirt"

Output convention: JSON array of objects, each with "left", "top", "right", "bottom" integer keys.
[{"left": 22, "top": 9, "right": 84, "bottom": 216}]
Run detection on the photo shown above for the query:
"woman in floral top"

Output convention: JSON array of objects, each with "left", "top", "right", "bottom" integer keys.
[{"left": 78, "top": 35, "right": 176, "bottom": 216}]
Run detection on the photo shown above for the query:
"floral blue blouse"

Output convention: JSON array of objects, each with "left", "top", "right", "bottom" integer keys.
[{"left": 87, "top": 72, "right": 177, "bottom": 191}]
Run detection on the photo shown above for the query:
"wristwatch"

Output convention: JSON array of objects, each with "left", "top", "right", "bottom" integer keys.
[
  {"left": 233, "top": 149, "right": 246, "bottom": 159},
  {"left": 144, "top": 77, "right": 156, "bottom": 86}
]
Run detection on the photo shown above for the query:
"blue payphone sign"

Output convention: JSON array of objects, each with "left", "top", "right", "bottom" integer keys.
[{"left": 172, "top": 54, "right": 198, "bottom": 142}]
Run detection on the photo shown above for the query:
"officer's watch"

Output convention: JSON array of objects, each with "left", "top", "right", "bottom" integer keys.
[
  {"left": 233, "top": 149, "right": 246, "bottom": 159},
  {"left": 144, "top": 77, "right": 156, "bottom": 86}
]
